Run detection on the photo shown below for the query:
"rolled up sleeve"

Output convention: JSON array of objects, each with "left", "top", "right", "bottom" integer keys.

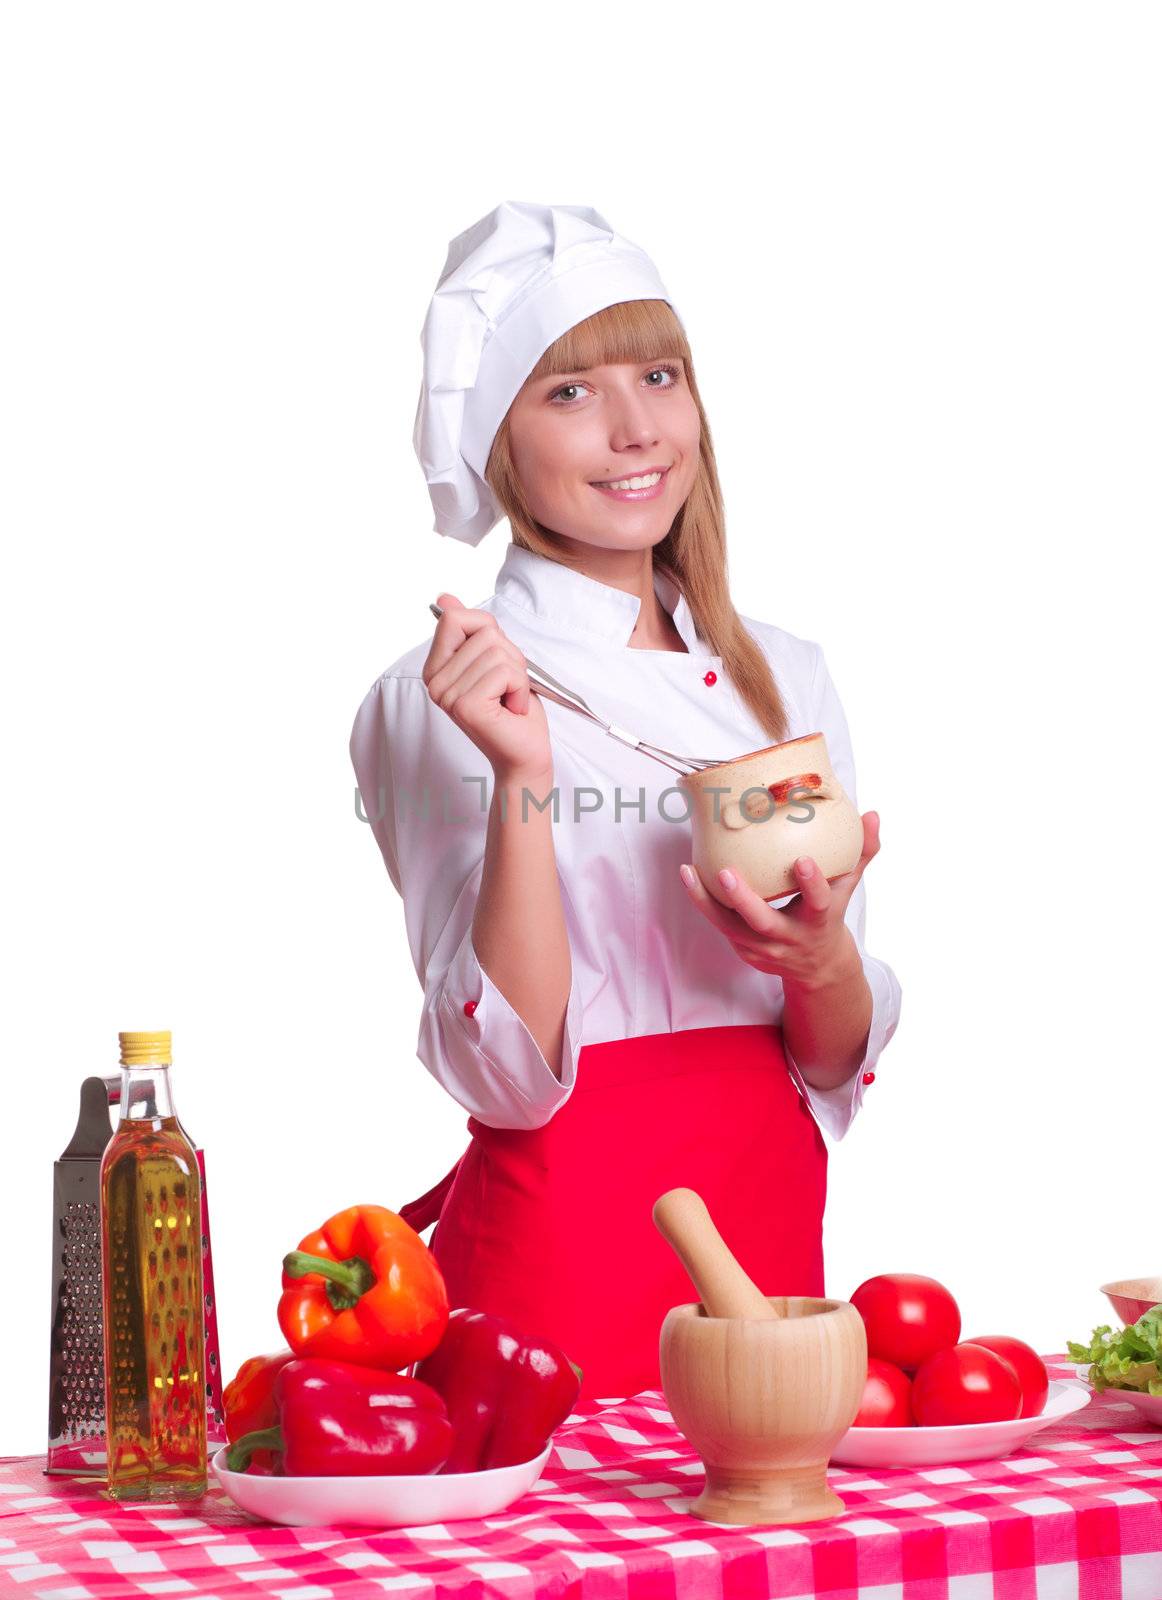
[
  {"left": 780, "top": 643, "right": 903, "bottom": 1142},
  {"left": 350, "top": 671, "right": 583, "bottom": 1130}
]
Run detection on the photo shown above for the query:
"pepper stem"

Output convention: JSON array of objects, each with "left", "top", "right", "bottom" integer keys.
[
  {"left": 283, "top": 1250, "right": 377, "bottom": 1312},
  {"left": 226, "top": 1425, "right": 282, "bottom": 1472}
]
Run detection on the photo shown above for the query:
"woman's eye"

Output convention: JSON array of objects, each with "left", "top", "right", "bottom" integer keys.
[{"left": 549, "top": 364, "right": 682, "bottom": 405}]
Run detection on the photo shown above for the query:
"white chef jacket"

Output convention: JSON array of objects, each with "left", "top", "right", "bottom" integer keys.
[{"left": 350, "top": 541, "right": 901, "bottom": 1143}]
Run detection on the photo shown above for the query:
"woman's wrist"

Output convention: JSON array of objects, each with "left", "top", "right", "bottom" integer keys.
[
  {"left": 782, "top": 928, "right": 863, "bottom": 997},
  {"left": 491, "top": 762, "right": 555, "bottom": 799},
  {"left": 780, "top": 931, "right": 872, "bottom": 1090}
]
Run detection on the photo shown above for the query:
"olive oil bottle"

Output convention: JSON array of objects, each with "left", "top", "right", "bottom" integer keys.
[{"left": 100, "top": 1031, "right": 207, "bottom": 1500}]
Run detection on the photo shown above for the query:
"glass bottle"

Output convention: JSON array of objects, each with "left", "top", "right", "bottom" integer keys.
[{"left": 100, "top": 1030, "right": 207, "bottom": 1500}]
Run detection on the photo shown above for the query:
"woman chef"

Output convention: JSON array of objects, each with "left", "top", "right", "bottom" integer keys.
[{"left": 350, "top": 201, "right": 902, "bottom": 1397}]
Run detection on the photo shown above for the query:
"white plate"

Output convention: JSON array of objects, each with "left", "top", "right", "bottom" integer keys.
[
  {"left": 210, "top": 1440, "right": 553, "bottom": 1528},
  {"left": 830, "top": 1379, "right": 1091, "bottom": 1467},
  {"left": 1082, "top": 1385, "right": 1162, "bottom": 1425}
]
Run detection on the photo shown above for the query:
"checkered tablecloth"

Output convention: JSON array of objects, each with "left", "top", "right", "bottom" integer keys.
[{"left": 3, "top": 1358, "right": 1160, "bottom": 1600}]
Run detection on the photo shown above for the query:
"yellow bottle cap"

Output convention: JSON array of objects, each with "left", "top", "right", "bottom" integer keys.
[{"left": 118, "top": 1030, "right": 173, "bottom": 1066}]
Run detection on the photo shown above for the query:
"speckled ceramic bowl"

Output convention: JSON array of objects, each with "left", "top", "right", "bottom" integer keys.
[
  {"left": 679, "top": 732, "right": 863, "bottom": 906},
  {"left": 1101, "top": 1278, "right": 1162, "bottom": 1325}
]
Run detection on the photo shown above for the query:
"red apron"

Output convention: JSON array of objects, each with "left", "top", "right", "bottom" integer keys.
[{"left": 398, "top": 1022, "right": 828, "bottom": 1398}]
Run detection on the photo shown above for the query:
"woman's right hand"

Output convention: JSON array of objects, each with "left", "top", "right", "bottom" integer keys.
[{"left": 422, "top": 593, "right": 553, "bottom": 783}]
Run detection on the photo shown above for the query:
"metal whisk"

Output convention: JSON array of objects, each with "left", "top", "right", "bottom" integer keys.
[{"left": 428, "top": 602, "right": 731, "bottom": 777}]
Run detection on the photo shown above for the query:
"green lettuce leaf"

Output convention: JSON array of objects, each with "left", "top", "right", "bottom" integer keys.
[{"left": 1066, "top": 1305, "right": 1162, "bottom": 1395}]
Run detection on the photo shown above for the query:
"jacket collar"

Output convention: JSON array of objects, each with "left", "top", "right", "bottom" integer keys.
[{"left": 491, "top": 541, "right": 707, "bottom": 654}]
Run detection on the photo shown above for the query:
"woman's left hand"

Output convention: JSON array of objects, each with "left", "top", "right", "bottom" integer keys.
[{"left": 678, "top": 811, "right": 881, "bottom": 988}]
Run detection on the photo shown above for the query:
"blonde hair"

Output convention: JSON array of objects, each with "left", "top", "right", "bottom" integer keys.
[{"left": 484, "top": 299, "right": 791, "bottom": 743}]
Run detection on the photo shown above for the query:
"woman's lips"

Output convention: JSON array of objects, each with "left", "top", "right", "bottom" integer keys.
[{"left": 590, "top": 466, "right": 671, "bottom": 502}]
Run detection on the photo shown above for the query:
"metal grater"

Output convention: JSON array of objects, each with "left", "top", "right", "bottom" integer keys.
[{"left": 46, "top": 1075, "right": 227, "bottom": 1478}]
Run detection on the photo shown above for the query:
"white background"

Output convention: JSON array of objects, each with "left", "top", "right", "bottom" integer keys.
[{"left": 2, "top": 3, "right": 1158, "bottom": 1454}]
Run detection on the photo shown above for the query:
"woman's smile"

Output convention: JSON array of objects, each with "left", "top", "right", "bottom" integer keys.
[{"left": 589, "top": 465, "right": 672, "bottom": 502}]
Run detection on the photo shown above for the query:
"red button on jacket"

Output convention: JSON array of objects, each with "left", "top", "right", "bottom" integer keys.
[
  {"left": 463, "top": 1000, "right": 478, "bottom": 1018},
  {"left": 703, "top": 670, "right": 717, "bottom": 686},
  {"left": 863, "top": 1071, "right": 876, "bottom": 1085}
]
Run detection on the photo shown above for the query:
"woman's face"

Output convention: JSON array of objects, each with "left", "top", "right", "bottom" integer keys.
[{"left": 504, "top": 355, "right": 701, "bottom": 553}]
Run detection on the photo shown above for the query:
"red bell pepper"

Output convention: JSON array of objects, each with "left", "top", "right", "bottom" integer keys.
[
  {"left": 279, "top": 1204, "right": 448, "bottom": 1370},
  {"left": 413, "top": 1307, "right": 582, "bottom": 1471},
  {"left": 225, "top": 1357, "right": 454, "bottom": 1477},
  {"left": 222, "top": 1350, "right": 297, "bottom": 1475}
]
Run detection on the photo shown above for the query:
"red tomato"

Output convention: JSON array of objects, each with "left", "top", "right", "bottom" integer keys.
[
  {"left": 963, "top": 1336, "right": 1048, "bottom": 1418},
  {"left": 850, "top": 1274, "right": 962, "bottom": 1371},
  {"left": 852, "top": 1357, "right": 913, "bottom": 1427},
  {"left": 912, "top": 1342, "right": 1023, "bottom": 1426}
]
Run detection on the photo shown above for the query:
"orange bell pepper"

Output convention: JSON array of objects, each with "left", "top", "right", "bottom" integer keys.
[
  {"left": 223, "top": 1350, "right": 297, "bottom": 1475},
  {"left": 279, "top": 1203, "right": 449, "bottom": 1371}
]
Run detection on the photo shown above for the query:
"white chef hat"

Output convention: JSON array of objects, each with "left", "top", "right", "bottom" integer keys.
[{"left": 413, "top": 200, "right": 682, "bottom": 546}]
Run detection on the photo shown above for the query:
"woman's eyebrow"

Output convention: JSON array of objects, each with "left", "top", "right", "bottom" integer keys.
[{"left": 549, "top": 356, "right": 683, "bottom": 377}]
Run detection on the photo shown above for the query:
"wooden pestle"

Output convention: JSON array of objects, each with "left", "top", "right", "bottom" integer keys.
[{"left": 653, "top": 1187, "right": 781, "bottom": 1320}]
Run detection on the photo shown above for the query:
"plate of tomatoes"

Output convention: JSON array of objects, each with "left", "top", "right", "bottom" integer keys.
[{"left": 831, "top": 1273, "right": 1091, "bottom": 1466}]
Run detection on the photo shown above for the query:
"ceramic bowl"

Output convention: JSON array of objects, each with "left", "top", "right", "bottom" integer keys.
[
  {"left": 1101, "top": 1277, "right": 1162, "bottom": 1324},
  {"left": 210, "top": 1440, "right": 552, "bottom": 1528},
  {"left": 679, "top": 732, "right": 863, "bottom": 906},
  {"left": 1082, "top": 1385, "right": 1162, "bottom": 1426}
]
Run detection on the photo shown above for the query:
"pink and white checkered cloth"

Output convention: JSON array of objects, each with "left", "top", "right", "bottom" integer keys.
[{"left": 2, "top": 1358, "right": 1159, "bottom": 1599}]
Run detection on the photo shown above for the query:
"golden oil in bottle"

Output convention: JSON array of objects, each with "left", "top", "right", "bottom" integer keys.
[{"left": 100, "top": 1031, "right": 207, "bottom": 1501}]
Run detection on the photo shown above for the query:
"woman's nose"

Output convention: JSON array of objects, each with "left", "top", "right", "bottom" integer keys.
[{"left": 607, "top": 394, "right": 660, "bottom": 452}]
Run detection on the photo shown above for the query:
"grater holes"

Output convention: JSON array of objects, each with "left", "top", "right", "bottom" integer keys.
[{"left": 56, "top": 1198, "right": 105, "bottom": 1441}]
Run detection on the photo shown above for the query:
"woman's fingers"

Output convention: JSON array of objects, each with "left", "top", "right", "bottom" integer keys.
[
  {"left": 710, "top": 863, "right": 790, "bottom": 934},
  {"left": 679, "top": 816, "right": 885, "bottom": 980},
  {"left": 679, "top": 861, "right": 794, "bottom": 950},
  {"left": 422, "top": 595, "right": 553, "bottom": 775},
  {"left": 425, "top": 598, "right": 528, "bottom": 712},
  {"left": 425, "top": 594, "right": 514, "bottom": 683},
  {"left": 433, "top": 651, "right": 527, "bottom": 722},
  {"left": 788, "top": 855, "right": 832, "bottom": 916},
  {"left": 827, "top": 811, "right": 881, "bottom": 906},
  {"left": 678, "top": 862, "right": 744, "bottom": 940}
]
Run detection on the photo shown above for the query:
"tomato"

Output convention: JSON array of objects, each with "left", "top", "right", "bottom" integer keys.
[
  {"left": 912, "top": 1342, "right": 1023, "bottom": 1426},
  {"left": 850, "top": 1274, "right": 962, "bottom": 1371},
  {"left": 852, "top": 1357, "right": 913, "bottom": 1426},
  {"left": 963, "top": 1335, "right": 1048, "bottom": 1418}
]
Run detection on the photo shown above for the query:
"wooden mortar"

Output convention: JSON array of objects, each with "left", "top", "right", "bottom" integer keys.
[{"left": 654, "top": 1188, "right": 867, "bottom": 1526}]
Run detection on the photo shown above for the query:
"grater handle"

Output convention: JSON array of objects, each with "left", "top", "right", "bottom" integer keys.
[{"left": 59, "top": 1077, "right": 116, "bottom": 1161}]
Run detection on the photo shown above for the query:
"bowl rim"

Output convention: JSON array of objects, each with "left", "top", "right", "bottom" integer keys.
[
  {"left": 666, "top": 1295, "right": 855, "bottom": 1324},
  {"left": 210, "top": 1438, "right": 553, "bottom": 1488},
  {"left": 1083, "top": 1382, "right": 1162, "bottom": 1408},
  {"left": 1100, "top": 1277, "right": 1162, "bottom": 1299},
  {"left": 677, "top": 731, "right": 826, "bottom": 781}
]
